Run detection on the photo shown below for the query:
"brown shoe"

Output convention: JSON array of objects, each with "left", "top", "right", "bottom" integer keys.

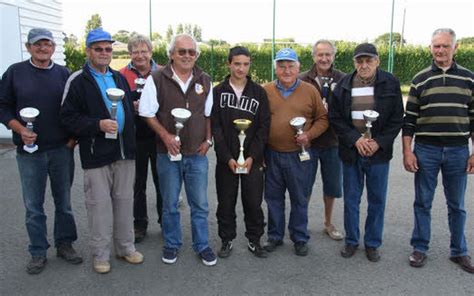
[
  {"left": 365, "top": 247, "right": 380, "bottom": 262},
  {"left": 409, "top": 250, "right": 427, "bottom": 268},
  {"left": 450, "top": 255, "right": 474, "bottom": 273},
  {"left": 341, "top": 244, "right": 358, "bottom": 258}
]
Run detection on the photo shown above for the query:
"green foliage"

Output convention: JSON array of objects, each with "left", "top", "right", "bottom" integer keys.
[
  {"left": 84, "top": 13, "right": 102, "bottom": 40},
  {"left": 458, "top": 37, "right": 474, "bottom": 46},
  {"left": 64, "top": 41, "right": 474, "bottom": 84},
  {"left": 374, "top": 32, "right": 406, "bottom": 46}
]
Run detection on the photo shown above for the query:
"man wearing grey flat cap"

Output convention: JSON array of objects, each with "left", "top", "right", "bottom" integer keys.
[
  {"left": 0, "top": 28, "right": 82, "bottom": 274},
  {"left": 329, "top": 43, "right": 403, "bottom": 262}
]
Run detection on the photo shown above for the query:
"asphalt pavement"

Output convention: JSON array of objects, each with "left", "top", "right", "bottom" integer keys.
[{"left": 1, "top": 135, "right": 474, "bottom": 296}]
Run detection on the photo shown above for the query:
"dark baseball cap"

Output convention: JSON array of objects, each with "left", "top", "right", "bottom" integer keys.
[
  {"left": 27, "top": 28, "right": 54, "bottom": 44},
  {"left": 353, "top": 43, "right": 378, "bottom": 58}
]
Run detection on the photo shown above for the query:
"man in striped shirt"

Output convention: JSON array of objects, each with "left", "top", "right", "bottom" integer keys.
[{"left": 403, "top": 28, "right": 474, "bottom": 273}]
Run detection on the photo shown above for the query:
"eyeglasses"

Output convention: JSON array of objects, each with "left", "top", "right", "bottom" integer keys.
[
  {"left": 92, "top": 47, "right": 113, "bottom": 53},
  {"left": 176, "top": 48, "right": 197, "bottom": 57},
  {"left": 131, "top": 50, "right": 150, "bottom": 56}
]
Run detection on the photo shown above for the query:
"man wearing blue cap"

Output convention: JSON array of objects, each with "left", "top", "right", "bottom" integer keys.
[
  {"left": 0, "top": 28, "right": 82, "bottom": 274},
  {"left": 329, "top": 43, "right": 403, "bottom": 262},
  {"left": 263, "top": 48, "right": 328, "bottom": 256},
  {"left": 61, "top": 28, "right": 143, "bottom": 274}
]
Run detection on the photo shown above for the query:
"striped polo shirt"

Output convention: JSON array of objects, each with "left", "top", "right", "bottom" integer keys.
[
  {"left": 351, "top": 74, "right": 375, "bottom": 134},
  {"left": 402, "top": 61, "right": 474, "bottom": 146}
]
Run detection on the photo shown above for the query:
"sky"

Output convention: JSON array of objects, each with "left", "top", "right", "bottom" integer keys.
[{"left": 62, "top": 0, "right": 474, "bottom": 45}]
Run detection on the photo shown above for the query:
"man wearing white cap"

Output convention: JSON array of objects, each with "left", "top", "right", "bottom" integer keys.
[
  {"left": 0, "top": 28, "right": 82, "bottom": 274},
  {"left": 263, "top": 48, "right": 328, "bottom": 256}
]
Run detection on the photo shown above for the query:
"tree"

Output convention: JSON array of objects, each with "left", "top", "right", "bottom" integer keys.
[
  {"left": 113, "top": 30, "right": 130, "bottom": 43},
  {"left": 458, "top": 37, "right": 474, "bottom": 46},
  {"left": 176, "top": 23, "right": 184, "bottom": 34},
  {"left": 165, "top": 25, "right": 174, "bottom": 42},
  {"left": 192, "top": 25, "right": 202, "bottom": 42},
  {"left": 151, "top": 32, "right": 163, "bottom": 42},
  {"left": 374, "top": 32, "right": 406, "bottom": 46},
  {"left": 208, "top": 39, "right": 228, "bottom": 46},
  {"left": 84, "top": 13, "right": 102, "bottom": 40},
  {"left": 63, "top": 32, "right": 79, "bottom": 48}
]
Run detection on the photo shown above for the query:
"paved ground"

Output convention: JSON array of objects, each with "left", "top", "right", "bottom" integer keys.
[{"left": 1, "top": 136, "right": 474, "bottom": 296}]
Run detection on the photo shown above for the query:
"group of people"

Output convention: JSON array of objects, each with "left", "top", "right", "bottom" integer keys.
[{"left": 0, "top": 26, "right": 473, "bottom": 276}]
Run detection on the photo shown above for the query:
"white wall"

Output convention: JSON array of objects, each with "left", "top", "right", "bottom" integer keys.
[{"left": 0, "top": 0, "right": 64, "bottom": 138}]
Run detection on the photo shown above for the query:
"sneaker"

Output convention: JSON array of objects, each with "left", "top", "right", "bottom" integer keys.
[
  {"left": 26, "top": 256, "right": 47, "bottom": 274},
  {"left": 93, "top": 260, "right": 110, "bottom": 274},
  {"left": 218, "top": 241, "right": 233, "bottom": 258},
  {"left": 294, "top": 241, "right": 308, "bottom": 256},
  {"left": 117, "top": 251, "right": 144, "bottom": 264},
  {"left": 162, "top": 248, "right": 178, "bottom": 264},
  {"left": 248, "top": 241, "right": 268, "bottom": 258},
  {"left": 264, "top": 239, "right": 283, "bottom": 252},
  {"left": 56, "top": 243, "right": 83, "bottom": 264},
  {"left": 199, "top": 247, "right": 217, "bottom": 266},
  {"left": 450, "top": 255, "right": 474, "bottom": 273},
  {"left": 134, "top": 228, "right": 147, "bottom": 243},
  {"left": 409, "top": 250, "right": 427, "bottom": 268},
  {"left": 365, "top": 247, "right": 380, "bottom": 262},
  {"left": 341, "top": 244, "right": 358, "bottom": 258}
]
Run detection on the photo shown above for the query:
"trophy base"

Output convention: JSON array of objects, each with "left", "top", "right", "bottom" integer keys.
[
  {"left": 23, "top": 144, "right": 38, "bottom": 153},
  {"left": 299, "top": 152, "right": 311, "bottom": 162},
  {"left": 235, "top": 166, "right": 248, "bottom": 174},
  {"left": 169, "top": 153, "right": 182, "bottom": 161},
  {"left": 105, "top": 132, "right": 118, "bottom": 139}
]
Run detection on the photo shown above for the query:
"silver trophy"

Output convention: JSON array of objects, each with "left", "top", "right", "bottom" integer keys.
[
  {"left": 362, "top": 110, "right": 379, "bottom": 139},
  {"left": 105, "top": 88, "right": 125, "bottom": 139},
  {"left": 19, "top": 107, "right": 40, "bottom": 153},
  {"left": 169, "top": 108, "right": 192, "bottom": 161},
  {"left": 290, "top": 116, "right": 311, "bottom": 161},
  {"left": 134, "top": 78, "right": 146, "bottom": 93},
  {"left": 233, "top": 119, "right": 252, "bottom": 174}
]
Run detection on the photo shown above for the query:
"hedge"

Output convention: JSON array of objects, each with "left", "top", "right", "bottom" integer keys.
[{"left": 65, "top": 43, "right": 474, "bottom": 84}]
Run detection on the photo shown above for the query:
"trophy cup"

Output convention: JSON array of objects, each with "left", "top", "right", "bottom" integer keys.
[
  {"left": 169, "top": 108, "right": 192, "bottom": 161},
  {"left": 290, "top": 116, "right": 311, "bottom": 162},
  {"left": 19, "top": 107, "right": 40, "bottom": 153},
  {"left": 105, "top": 88, "right": 125, "bottom": 139},
  {"left": 362, "top": 110, "right": 379, "bottom": 139},
  {"left": 134, "top": 78, "right": 146, "bottom": 93},
  {"left": 233, "top": 119, "right": 252, "bottom": 174}
]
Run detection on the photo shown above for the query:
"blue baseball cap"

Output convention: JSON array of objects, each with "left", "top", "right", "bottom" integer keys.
[
  {"left": 274, "top": 48, "right": 298, "bottom": 62},
  {"left": 86, "top": 28, "right": 114, "bottom": 47}
]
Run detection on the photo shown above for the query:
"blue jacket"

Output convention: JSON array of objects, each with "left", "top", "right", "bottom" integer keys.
[
  {"left": 329, "top": 68, "right": 404, "bottom": 164},
  {"left": 60, "top": 65, "right": 136, "bottom": 169}
]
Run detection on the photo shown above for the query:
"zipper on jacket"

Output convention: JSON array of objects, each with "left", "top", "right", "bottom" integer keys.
[{"left": 90, "top": 137, "right": 95, "bottom": 155}]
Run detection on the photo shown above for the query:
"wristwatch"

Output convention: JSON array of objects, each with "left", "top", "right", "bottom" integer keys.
[{"left": 206, "top": 139, "right": 214, "bottom": 147}]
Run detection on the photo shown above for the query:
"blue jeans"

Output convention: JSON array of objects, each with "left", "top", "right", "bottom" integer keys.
[
  {"left": 308, "top": 147, "right": 343, "bottom": 198},
  {"left": 264, "top": 149, "right": 312, "bottom": 243},
  {"left": 156, "top": 153, "right": 210, "bottom": 253},
  {"left": 343, "top": 157, "right": 389, "bottom": 248},
  {"left": 411, "top": 143, "right": 468, "bottom": 257},
  {"left": 16, "top": 146, "right": 77, "bottom": 257}
]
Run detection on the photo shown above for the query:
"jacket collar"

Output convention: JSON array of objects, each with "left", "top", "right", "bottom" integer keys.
[{"left": 341, "top": 68, "right": 386, "bottom": 90}]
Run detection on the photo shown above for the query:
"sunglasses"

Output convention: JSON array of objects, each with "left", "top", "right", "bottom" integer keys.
[
  {"left": 92, "top": 47, "right": 113, "bottom": 53},
  {"left": 176, "top": 48, "right": 197, "bottom": 57}
]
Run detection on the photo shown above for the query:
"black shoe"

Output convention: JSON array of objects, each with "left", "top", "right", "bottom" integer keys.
[
  {"left": 57, "top": 244, "right": 83, "bottom": 264},
  {"left": 248, "top": 241, "right": 268, "bottom": 258},
  {"left": 341, "top": 244, "right": 358, "bottom": 258},
  {"left": 294, "top": 241, "right": 308, "bottom": 256},
  {"left": 450, "top": 255, "right": 474, "bottom": 273},
  {"left": 264, "top": 239, "right": 283, "bottom": 252},
  {"left": 135, "top": 228, "right": 147, "bottom": 243},
  {"left": 26, "top": 256, "right": 47, "bottom": 274},
  {"left": 218, "top": 241, "right": 233, "bottom": 258},
  {"left": 409, "top": 250, "right": 427, "bottom": 268},
  {"left": 365, "top": 247, "right": 380, "bottom": 262}
]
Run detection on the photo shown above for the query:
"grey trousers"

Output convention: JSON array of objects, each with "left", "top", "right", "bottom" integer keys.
[{"left": 83, "top": 160, "right": 136, "bottom": 261}]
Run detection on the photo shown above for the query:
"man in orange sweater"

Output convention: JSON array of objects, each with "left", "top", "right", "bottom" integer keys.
[{"left": 263, "top": 48, "right": 328, "bottom": 256}]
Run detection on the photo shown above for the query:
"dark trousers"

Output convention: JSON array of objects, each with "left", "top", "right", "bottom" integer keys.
[
  {"left": 134, "top": 138, "right": 162, "bottom": 230},
  {"left": 215, "top": 162, "right": 265, "bottom": 243}
]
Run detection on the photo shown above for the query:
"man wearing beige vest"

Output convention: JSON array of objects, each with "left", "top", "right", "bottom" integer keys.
[
  {"left": 138, "top": 34, "right": 217, "bottom": 266},
  {"left": 329, "top": 43, "right": 403, "bottom": 262},
  {"left": 263, "top": 48, "right": 328, "bottom": 256}
]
